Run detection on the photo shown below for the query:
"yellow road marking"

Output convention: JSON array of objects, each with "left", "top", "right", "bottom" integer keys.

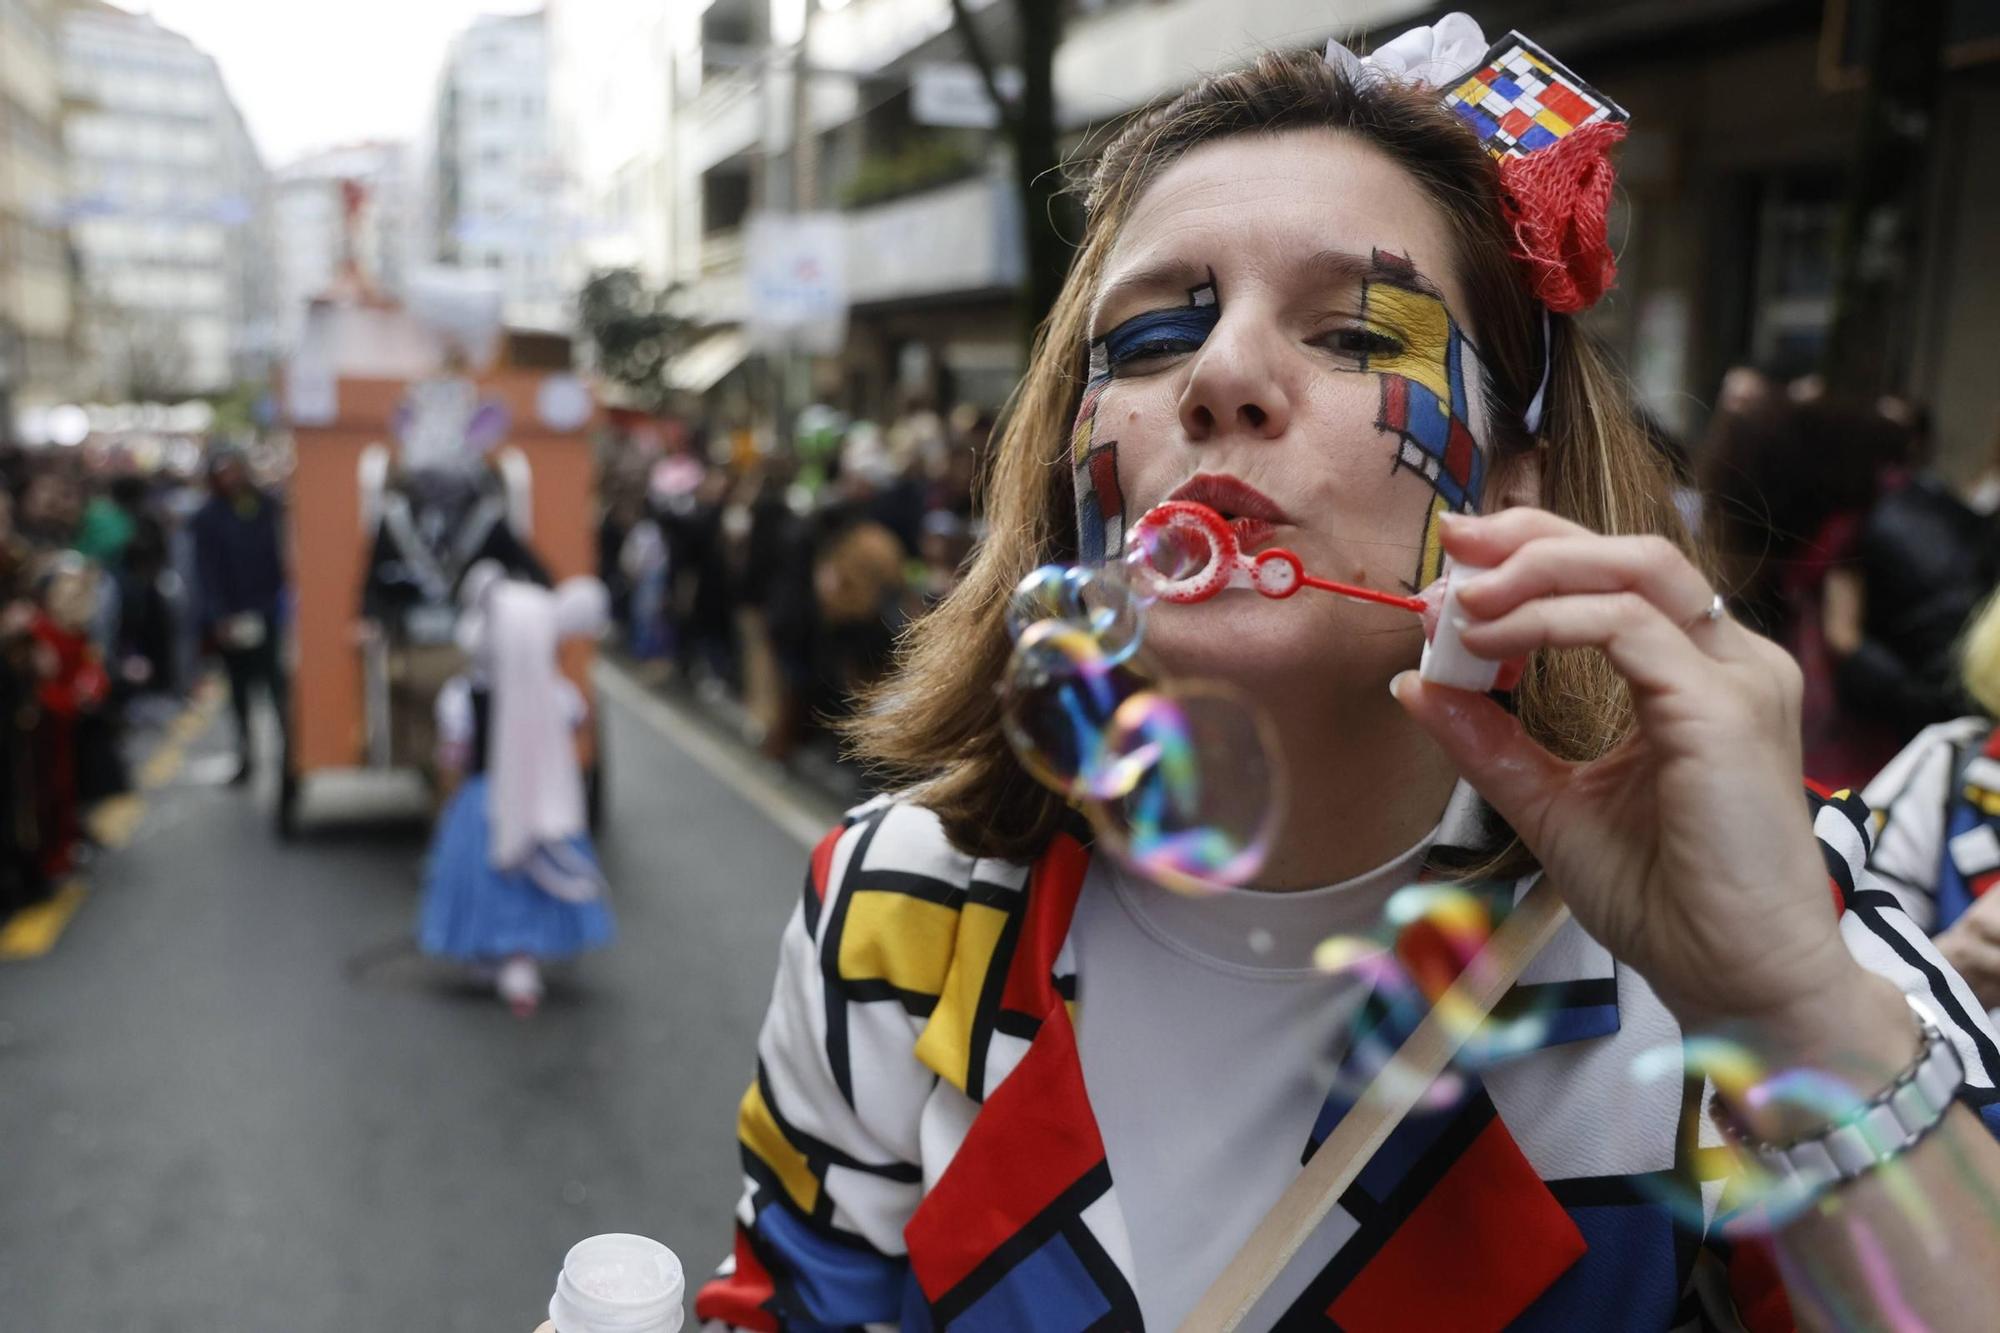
[
  {"left": 0, "top": 880, "right": 86, "bottom": 960},
  {"left": 0, "top": 680, "right": 222, "bottom": 961},
  {"left": 87, "top": 794, "right": 146, "bottom": 850}
]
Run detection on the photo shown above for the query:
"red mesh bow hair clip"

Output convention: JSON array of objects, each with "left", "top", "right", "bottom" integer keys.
[{"left": 1434, "top": 30, "right": 1631, "bottom": 315}]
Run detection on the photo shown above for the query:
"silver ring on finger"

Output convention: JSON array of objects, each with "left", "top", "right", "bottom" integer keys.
[{"left": 1684, "top": 592, "right": 1727, "bottom": 631}]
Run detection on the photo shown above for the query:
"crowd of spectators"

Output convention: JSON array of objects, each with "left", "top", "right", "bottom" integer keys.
[
  {"left": 596, "top": 400, "right": 987, "bottom": 764},
  {"left": 0, "top": 441, "right": 269, "bottom": 927}
]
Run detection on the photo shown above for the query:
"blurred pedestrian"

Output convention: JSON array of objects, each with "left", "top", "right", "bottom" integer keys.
[
  {"left": 1865, "top": 589, "right": 2000, "bottom": 1017},
  {"left": 1699, "top": 388, "right": 1915, "bottom": 787},
  {"left": 1823, "top": 397, "right": 1994, "bottom": 757},
  {"left": 189, "top": 447, "right": 287, "bottom": 786},
  {"left": 417, "top": 567, "right": 614, "bottom": 1017}
]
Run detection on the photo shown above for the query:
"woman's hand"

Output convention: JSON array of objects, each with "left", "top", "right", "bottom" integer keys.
[{"left": 1392, "top": 508, "right": 1905, "bottom": 1061}]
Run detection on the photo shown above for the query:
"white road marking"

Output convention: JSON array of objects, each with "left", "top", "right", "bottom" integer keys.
[{"left": 592, "top": 661, "right": 837, "bottom": 851}]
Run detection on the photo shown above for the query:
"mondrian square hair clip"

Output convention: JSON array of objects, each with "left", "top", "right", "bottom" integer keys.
[{"left": 1326, "top": 14, "right": 1631, "bottom": 433}]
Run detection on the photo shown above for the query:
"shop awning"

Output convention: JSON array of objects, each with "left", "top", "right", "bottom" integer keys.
[{"left": 666, "top": 329, "right": 749, "bottom": 394}]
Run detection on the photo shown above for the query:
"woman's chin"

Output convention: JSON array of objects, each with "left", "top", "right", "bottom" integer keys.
[{"left": 1138, "top": 592, "right": 1415, "bottom": 691}]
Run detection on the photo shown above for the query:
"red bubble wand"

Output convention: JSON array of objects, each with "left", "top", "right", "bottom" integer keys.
[
  {"left": 1127, "top": 501, "right": 1427, "bottom": 612},
  {"left": 1127, "top": 500, "right": 1517, "bottom": 693}
]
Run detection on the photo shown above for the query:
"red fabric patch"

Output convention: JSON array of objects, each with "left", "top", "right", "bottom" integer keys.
[
  {"left": 1500, "top": 108, "right": 1534, "bottom": 139},
  {"left": 809, "top": 825, "right": 843, "bottom": 902},
  {"left": 1538, "top": 81, "right": 1595, "bottom": 128},
  {"left": 906, "top": 1006, "right": 1104, "bottom": 1301},
  {"left": 1473, "top": 65, "right": 1497, "bottom": 85},
  {"left": 1000, "top": 830, "right": 1090, "bottom": 1018},
  {"left": 694, "top": 1227, "right": 783, "bottom": 1332},
  {"left": 1445, "top": 419, "right": 1477, "bottom": 487},
  {"left": 1328, "top": 1117, "right": 1585, "bottom": 1333},
  {"left": 1726, "top": 1237, "right": 1798, "bottom": 1333}
]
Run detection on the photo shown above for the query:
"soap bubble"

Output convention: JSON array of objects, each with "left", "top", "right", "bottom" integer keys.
[
  {"left": 1627, "top": 1037, "right": 1963, "bottom": 1241},
  {"left": 1006, "top": 563, "right": 1142, "bottom": 663},
  {"left": 1000, "top": 619, "right": 1136, "bottom": 799},
  {"left": 1308, "top": 884, "right": 1568, "bottom": 1114},
  {"left": 1083, "top": 681, "right": 1283, "bottom": 894}
]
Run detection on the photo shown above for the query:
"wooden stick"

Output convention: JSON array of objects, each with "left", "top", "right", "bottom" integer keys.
[{"left": 1177, "top": 879, "right": 1572, "bottom": 1332}]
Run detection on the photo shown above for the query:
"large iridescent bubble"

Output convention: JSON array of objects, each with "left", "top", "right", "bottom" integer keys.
[
  {"left": 1000, "top": 618, "right": 1135, "bottom": 800},
  {"left": 1005, "top": 564, "right": 1143, "bottom": 664},
  {"left": 1085, "top": 682, "right": 1285, "bottom": 895},
  {"left": 999, "top": 554, "right": 1284, "bottom": 892}
]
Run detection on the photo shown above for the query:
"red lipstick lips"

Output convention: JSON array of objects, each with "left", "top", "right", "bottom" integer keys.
[{"left": 1167, "top": 474, "right": 1290, "bottom": 550}]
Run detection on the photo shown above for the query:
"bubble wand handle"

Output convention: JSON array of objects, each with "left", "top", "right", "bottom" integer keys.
[{"left": 1293, "top": 570, "right": 1426, "bottom": 613}]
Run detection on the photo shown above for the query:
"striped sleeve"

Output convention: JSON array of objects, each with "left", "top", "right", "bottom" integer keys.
[
  {"left": 1701, "top": 791, "right": 2000, "bottom": 1331},
  {"left": 1861, "top": 719, "right": 1987, "bottom": 930},
  {"left": 1814, "top": 790, "right": 2000, "bottom": 1104},
  {"left": 695, "top": 798, "right": 962, "bottom": 1332}
]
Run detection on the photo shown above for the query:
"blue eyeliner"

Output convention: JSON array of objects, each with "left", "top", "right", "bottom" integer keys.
[{"left": 1100, "top": 303, "right": 1220, "bottom": 372}]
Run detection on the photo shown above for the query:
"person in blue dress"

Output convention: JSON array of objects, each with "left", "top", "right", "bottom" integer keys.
[{"left": 418, "top": 563, "right": 613, "bottom": 1016}]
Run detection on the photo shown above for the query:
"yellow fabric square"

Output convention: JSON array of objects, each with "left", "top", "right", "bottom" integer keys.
[
  {"left": 1535, "top": 107, "right": 1572, "bottom": 136},
  {"left": 1361, "top": 282, "right": 1452, "bottom": 402},
  {"left": 915, "top": 900, "right": 1010, "bottom": 1091},
  {"left": 1451, "top": 77, "right": 1484, "bottom": 104},
  {"left": 738, "top": 1081, "right": 820, "bottom": 1214},
  {"left": 838, "top": 891, "right": 959, "bottom": 996},
  {"left": 1965, "top": 785, "right": 2000, "bottom": 817}
]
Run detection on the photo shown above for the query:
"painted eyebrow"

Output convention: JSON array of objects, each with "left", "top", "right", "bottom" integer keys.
[
  {"left": 1090, "top": 256, "right": 1211, "bottom": 330},
  {"left": 1092, "top": 248, "right": 1444, "bottom": 328},
  {"left": 1298, "top": 248, "right": 1447, "bottom": 300}
]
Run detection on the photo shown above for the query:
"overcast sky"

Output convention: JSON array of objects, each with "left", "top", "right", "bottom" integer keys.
[{"left": 120, "top": 1, "right": 543, "bottom": 167}]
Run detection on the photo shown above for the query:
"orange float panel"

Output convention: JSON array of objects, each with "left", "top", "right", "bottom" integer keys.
[{"left": 286, "top": 368, "right": 600, "bottom": 777}]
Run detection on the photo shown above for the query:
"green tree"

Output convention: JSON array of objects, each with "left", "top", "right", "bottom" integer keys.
[
  {"left": 576, "top": 268, "right": 692, "bottom": 414},
  {"left": 948, "top": 0, "right": 1078, "bottom": 347}
]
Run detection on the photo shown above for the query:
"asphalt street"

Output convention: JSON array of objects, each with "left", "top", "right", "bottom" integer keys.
[{"left": 0, "top": 666, "right": 843, "bottom": 1332}]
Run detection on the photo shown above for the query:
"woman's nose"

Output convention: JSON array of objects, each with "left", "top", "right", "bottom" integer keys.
[{"left": 1178, "top": 319, "right": 1292, "bottom": 443}]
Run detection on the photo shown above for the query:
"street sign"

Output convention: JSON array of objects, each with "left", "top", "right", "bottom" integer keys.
[
  {"left": 745, "top": 212, "right": 848, "bottom": 356},
  {"left": 912, "top": 62, "right": 1022, "bottom": 130}
]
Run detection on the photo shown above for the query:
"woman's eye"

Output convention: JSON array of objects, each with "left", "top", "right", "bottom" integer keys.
[
  {"left": 1323, "top": 327, "right": 1403, "bottom": 358},
  {"left": 1109, "top": 337, "right": 1200, "bottom": 375}
]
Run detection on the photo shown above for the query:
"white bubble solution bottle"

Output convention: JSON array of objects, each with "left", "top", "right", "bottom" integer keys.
[{"left": 533, "top": 1233, "right": 685, "bottom": 1333}]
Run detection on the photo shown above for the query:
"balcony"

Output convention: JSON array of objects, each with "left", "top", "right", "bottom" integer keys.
[
  {"left": 843, "top": 170, "right": 1021, "bottom": 307},
  {"left": 683, "top": 67, "right": 762, "bottom": 174}
]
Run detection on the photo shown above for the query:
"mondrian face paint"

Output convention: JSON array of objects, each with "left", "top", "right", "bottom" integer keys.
[
  {"left": 1340, "top": 249, "right": 1494, "bottom": 588},
  {"left": 1072, "top": 279, "right": 1220, "bottom": 567}
]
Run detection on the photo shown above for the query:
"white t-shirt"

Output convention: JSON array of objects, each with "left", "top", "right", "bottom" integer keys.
[{"left": 1069, "top": 826, "right": 1437, "bottom": 1330}]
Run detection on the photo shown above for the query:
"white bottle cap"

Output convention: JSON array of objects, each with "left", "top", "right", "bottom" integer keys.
[
  {"left": 1419, "top": 560, "right": 1502, "bottom": 693},
  {"left": 548, "top": 1233, "right": 685, "bottom": 1333}
]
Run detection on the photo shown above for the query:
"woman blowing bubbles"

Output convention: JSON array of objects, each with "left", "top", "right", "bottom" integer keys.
[{"left": 697, "top": 18, "right": 2000, "bottom": 1331}]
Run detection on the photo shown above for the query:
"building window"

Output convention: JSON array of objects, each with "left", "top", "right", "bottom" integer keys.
[{"left": 1748, "top": 173, "right": 1840, "bottom": 379}]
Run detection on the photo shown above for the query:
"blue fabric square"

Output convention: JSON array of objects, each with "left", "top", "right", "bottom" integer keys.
[
  {"left": 949, "top": 1232, "right": 1113, "bottom": 1333},
  {"left": 1519, "top": 124, "right": 1558, "bottom": 152},
  {"left": 756, "top": 1203, "right": 908, "bottom": 1327},
  {"left": 1490, "top": 75, "right": 1523, "bottom": 101},
  {"left": 1508, "top": 1203, "right": 1679, "bottom": 1331}
]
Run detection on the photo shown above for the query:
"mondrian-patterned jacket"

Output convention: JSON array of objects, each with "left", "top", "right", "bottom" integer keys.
[
  {"left": 1866, "top": 717, "right": 2000, "bottom": 938},
  {"left": 696, "top": 785, "right": 2000, "bottom": 1332}
]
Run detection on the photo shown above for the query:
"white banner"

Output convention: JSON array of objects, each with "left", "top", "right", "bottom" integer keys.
[
  {"left": 912, "top": 63, "right": 1022, "bottom": 130},
  {"left": 745, "top": 212, "right": 848, "bottom": 357}
]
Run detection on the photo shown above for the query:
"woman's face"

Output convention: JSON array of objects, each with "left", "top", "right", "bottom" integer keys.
[{"left": 1080, "top": 129, "right": 1502, "bottom": 693}]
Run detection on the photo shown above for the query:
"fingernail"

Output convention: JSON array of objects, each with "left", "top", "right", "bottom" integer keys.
[
  {"left": 1450, "top": 615, "right": 1473, "bottom": 632},
  {"left": 1390, "top": 669, "right": 1415, "bottom": 700}
]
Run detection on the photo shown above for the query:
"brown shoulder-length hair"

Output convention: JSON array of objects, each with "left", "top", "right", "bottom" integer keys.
[{"left": 846, "top": 48, "right": 1692, "bottom": 863}]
